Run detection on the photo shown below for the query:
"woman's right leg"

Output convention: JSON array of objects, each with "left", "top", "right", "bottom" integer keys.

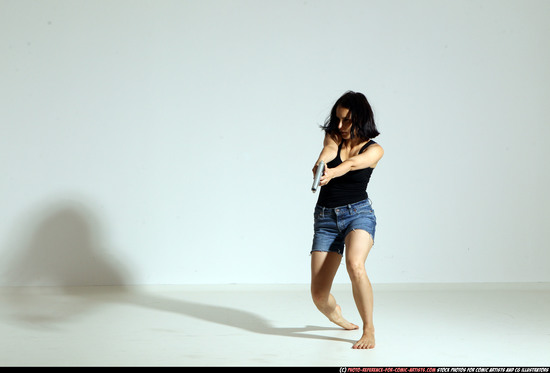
[{"left": 310, "top": 251, "right": 358, "bottom": 330}]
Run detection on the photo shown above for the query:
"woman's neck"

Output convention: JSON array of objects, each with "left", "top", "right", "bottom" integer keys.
[{"left": 342, "top": 137, "right": 369, "bottom": 148}]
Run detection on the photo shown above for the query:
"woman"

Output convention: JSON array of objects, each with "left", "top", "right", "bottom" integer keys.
[{"left": 311, "top": 91, "right": 383, "bottom": 349}]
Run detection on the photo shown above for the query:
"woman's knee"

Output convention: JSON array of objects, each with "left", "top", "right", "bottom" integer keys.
[
  {"left": 310, "top": 284, "right": 330, "bottom": 305},
  {"left": 346, "top": 260, "right": 366, "bottom": 281}
]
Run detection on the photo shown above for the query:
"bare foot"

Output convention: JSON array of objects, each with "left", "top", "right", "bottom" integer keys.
[
  {"left": 327, "top": 305, "right": 359, "bottom": 330},
  {"left": 352, "top": 328, "right": 375, "bottom": 349}
]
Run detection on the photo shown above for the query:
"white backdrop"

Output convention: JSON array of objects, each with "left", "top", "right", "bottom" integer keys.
[{"left": 1, "top": 0, "right": 549, "bottom": 286}]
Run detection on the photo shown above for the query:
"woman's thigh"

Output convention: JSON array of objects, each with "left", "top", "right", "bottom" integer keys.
[{"left": 344, "top": 229, "right": 373, "bottom": 268}]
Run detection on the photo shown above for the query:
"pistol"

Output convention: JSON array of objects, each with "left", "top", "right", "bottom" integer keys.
[{"left": 311, "top": 161, "right": 325, "bottom": 193}]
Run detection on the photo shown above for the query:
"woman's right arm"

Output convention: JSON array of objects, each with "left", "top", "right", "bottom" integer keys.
[{"left": 312, "top": 133, "right": 339, "bottom": 176}]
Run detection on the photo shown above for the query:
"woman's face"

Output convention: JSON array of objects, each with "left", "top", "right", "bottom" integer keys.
[{"left": 336, "top": 106, "right": 353, "bottom": 139}]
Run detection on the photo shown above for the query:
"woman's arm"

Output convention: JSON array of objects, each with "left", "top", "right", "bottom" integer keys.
[
  {"left": 320, "top": 144, "right": 384, "bottom": 186},
  {"left": 312, "top": 133, "right": 339, "bottom": 176}
]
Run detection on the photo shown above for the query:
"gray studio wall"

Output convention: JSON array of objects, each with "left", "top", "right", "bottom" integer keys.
[{"left": 1, "top": 0, "right": 549, "bottom": 286}]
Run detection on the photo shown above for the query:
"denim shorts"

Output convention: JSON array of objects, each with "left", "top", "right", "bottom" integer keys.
[{"left": 311, "top": 199, "right": 376, "bottom": 256}]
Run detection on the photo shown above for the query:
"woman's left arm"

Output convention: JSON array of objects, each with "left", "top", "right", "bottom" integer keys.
[{"left": 320, "top": 144, "right": 384, "bottom": 186}]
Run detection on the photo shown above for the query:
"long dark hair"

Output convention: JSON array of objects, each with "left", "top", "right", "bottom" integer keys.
[{"left": 322, "top": 91, "right": 380, "bottom": 140}]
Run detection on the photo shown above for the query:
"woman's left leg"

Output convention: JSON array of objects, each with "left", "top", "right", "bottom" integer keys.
[{"left": 345, "top": 229, "right": 375, "bottom": 349}]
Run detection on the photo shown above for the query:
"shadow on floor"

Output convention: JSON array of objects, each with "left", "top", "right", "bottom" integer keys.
[
  {"left": 1, "top": 199, "right": 354, "bottom": 345},
  {"left": 122, "top": 289, "right": 355, "bottom": 344},
  {"left": 2, "top": 286, "right": 355, "bottom": 344}
]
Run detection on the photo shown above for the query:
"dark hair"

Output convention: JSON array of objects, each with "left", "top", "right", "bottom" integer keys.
[{"left": 322, "top": 91, "right": 380, "bottom": 140}]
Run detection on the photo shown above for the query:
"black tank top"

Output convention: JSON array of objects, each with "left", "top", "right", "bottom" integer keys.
[{"left": 317, "top": 140, "right": 377, "bottom": 208}]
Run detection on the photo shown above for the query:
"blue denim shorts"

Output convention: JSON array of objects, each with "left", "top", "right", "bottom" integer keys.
[{"left": 311, "top": 199, "right": 376, "bottom": 256}]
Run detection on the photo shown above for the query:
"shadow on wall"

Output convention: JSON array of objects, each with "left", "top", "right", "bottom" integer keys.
[{"left": 2, "top": 200, "right": 132, "bottom": 287}]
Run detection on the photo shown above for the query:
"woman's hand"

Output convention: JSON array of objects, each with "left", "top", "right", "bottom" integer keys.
[
  {"left": 320, "top": 166, "right": 336, "bottom": 186},
  {"left": 312, "top": 162, "right": 336, "bottom": 187},
  {"left": 312, "top": 161, "right": 325, "bottom": 178}
]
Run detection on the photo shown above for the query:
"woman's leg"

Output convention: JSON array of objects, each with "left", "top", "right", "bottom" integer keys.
[
  {"left": 310, "top": 251, "right": 358, "bottom": 330},
  {"left": 344, "top": 229, "right": 375, "bottom": 349}
]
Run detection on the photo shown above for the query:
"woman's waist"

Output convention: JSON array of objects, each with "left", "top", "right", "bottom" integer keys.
[{"left": 315, "top": 198, "right": 372, "bottom": 211}]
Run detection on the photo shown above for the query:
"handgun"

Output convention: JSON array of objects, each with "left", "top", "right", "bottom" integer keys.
[{"left": 311, "top": 161, "right": 325, "bottom": 193}]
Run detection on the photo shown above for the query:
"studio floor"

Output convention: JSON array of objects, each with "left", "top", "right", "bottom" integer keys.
[{"left": 0, "top": 282, "right": 549, "bottom": 367}]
